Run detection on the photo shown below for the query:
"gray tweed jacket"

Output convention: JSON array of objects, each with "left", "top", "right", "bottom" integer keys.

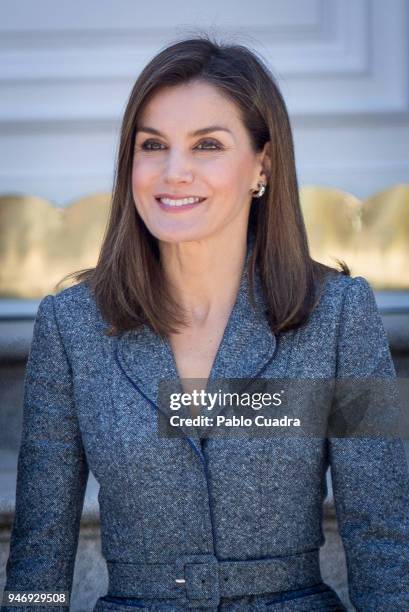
[{"left": 2, "top": 244, "right": 409, "bottom": 611}]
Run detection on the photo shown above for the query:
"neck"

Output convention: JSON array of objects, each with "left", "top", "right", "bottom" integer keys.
[{"left": 159, "top": 228, "right": 249, "bottom": 327}]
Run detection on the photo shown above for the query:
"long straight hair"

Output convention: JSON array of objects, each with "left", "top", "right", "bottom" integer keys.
[{"left": 60, "top": 35, "right": 349, "bottom": 337}]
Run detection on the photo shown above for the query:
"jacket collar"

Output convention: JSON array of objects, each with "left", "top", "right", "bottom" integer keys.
[{"left": 113, "top": 234, "right": 277, "bottom": 455}]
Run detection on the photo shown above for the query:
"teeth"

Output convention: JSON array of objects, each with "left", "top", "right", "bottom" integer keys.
[{"left": 159, "top": 196, "right": 202, "bottom": 207}]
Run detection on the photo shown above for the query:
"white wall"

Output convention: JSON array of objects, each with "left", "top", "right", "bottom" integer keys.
[{"left": 0, "top": 0, "right": 407, "bottom": 205}]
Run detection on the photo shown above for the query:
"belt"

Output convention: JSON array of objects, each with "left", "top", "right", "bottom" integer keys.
[{"left": 107, "top": 550, "right": 322, "bottom": 609}]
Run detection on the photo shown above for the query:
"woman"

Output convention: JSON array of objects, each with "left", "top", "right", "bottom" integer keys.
[{"left": 2, "top": 36, "right": 409, "bottom": 612}]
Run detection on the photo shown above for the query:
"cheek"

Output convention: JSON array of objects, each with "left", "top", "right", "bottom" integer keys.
[
  {"left": 210, "top": 156, "right": 252, "bottom": 191},
  {"left": 131, "top": 165, "right": 153, "bottom": 222},
  {"left": 131, "top": 159, "right": 157, "bottom": 195},
  {"left": 204, "top": 159, "right": 240, "bottom": 192}
]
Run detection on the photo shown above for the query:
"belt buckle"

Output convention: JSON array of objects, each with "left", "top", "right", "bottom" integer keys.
[{"left": 174, "top": 553, "right": 220, "bottom": 608}]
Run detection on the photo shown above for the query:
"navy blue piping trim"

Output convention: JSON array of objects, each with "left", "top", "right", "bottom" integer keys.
[
  {"left": 204, "top": 335, "right": 281, "bottom": 556},
  {"left": 264, "top": 582, "right": 332, "bottom": 606},
  {"left": 113, "top": 332, "right": 280, "bottom": 562},
  {"left": 113, "top": 338, "right": 205, "bottom": 465},
  {"left": 113, "top": 337, "right": 218, "bottom": 553}
]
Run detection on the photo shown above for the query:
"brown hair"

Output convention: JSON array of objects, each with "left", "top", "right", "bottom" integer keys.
[{"left": 58, "top": 34, "right": 349, "bottom": 337}]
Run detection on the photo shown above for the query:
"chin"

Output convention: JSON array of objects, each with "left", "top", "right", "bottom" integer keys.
[{"left": 146, "top": 222, "right": 212, "bottom": 244}]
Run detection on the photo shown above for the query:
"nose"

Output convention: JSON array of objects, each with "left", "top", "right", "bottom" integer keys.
[{"left": 163, "top": 149, "right": 194, "bottom": 184}]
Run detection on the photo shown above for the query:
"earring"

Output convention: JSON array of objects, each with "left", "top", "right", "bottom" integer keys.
[{"left": 252, "top": 182, "right": 267, "bottom": 198}]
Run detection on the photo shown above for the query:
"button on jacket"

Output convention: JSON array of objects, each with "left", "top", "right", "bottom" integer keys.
[{"left": 2, "top": 246, "right": 409, "bottom": 611}]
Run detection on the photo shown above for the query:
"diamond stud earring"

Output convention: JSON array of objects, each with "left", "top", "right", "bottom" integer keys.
[{"left": 252, "top": 182, "right": 267, "bottom": 198}]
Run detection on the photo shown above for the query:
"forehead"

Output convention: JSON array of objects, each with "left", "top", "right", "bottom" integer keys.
[{"left": 138, "top": 81, "right": 243, "bottom": 132}]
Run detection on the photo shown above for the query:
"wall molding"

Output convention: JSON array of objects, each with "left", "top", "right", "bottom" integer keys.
[
  {"left": 0, "top": 0, "right": 407, "bottom": 203},
  {"left": 0, "top": 0, "right": 406, "bottom": 123}
]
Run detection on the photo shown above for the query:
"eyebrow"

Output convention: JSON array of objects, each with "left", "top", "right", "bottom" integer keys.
[{"left": 136, "top": 125, "right": 233, "bottom": 137}]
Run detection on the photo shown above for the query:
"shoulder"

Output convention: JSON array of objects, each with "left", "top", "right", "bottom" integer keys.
[
  {"left": 319, "top": 270, "right": 373, "bottom": 300},
  {"left": 318, "top": 272, "right": 390, "bottom": 361},
  {"left": 314, "top": 271, "right": 377, "bottom": 319},
  {"left": 321, "top": 274, "right": 393, "bottom": 376},
  {"left": 37, "top": 281, "right": 108, "bottom": 339},
  {"left": 299, "top": 271, "right": 380, "bottom": 343},
  {"left": 53, "top": 280, "right": 95, "bottom": 314}
]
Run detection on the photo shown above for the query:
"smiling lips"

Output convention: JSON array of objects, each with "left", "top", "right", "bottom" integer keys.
[{"left": 155, "top": 195, "right": 207, "bottom": 211}]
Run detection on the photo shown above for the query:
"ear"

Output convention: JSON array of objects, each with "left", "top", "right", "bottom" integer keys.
[{"left": 259, "top": 141, "right": 272, "bottom": 180}]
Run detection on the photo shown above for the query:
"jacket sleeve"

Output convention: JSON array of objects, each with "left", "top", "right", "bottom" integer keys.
[
  {"left": 327, "top": 276, "right": 409, "bottom": 611},
  {"left": 1, "top": 295, "right": 89, "bottom": 612}
]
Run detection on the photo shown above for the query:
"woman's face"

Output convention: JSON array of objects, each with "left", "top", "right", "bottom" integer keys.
[{"left": 132, "top": 80, "right": 269, "bottom": 243}]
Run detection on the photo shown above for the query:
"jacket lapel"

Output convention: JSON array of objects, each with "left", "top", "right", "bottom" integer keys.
[{"left": 113, "top": 239, "right": 277, "bottom": 458}]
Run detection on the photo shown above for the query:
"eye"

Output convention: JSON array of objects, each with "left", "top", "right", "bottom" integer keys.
[
  {"left": 140, "top": 140, "right": 164, "bottom": 151},
  {"left": 138, "top": 138, "right": 223, "bottom": 151},
  {"left": 195, "top": 139, "right": 223, "bottom": 150}
]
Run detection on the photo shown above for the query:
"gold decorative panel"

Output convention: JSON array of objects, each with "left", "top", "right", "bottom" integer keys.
[
  {"left": 300, "top": 184, "right": 409, "bottom": 289},
  {"left": 0, "top": 193, "right": 111, "bottom": 298},
  {"left": 0, "top": 185, "right": 408, "bottom": 298}
]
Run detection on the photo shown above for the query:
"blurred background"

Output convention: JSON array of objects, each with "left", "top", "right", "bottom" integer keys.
[{"left": 0, "top": 1, "right": 408, "bottom": 610}]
